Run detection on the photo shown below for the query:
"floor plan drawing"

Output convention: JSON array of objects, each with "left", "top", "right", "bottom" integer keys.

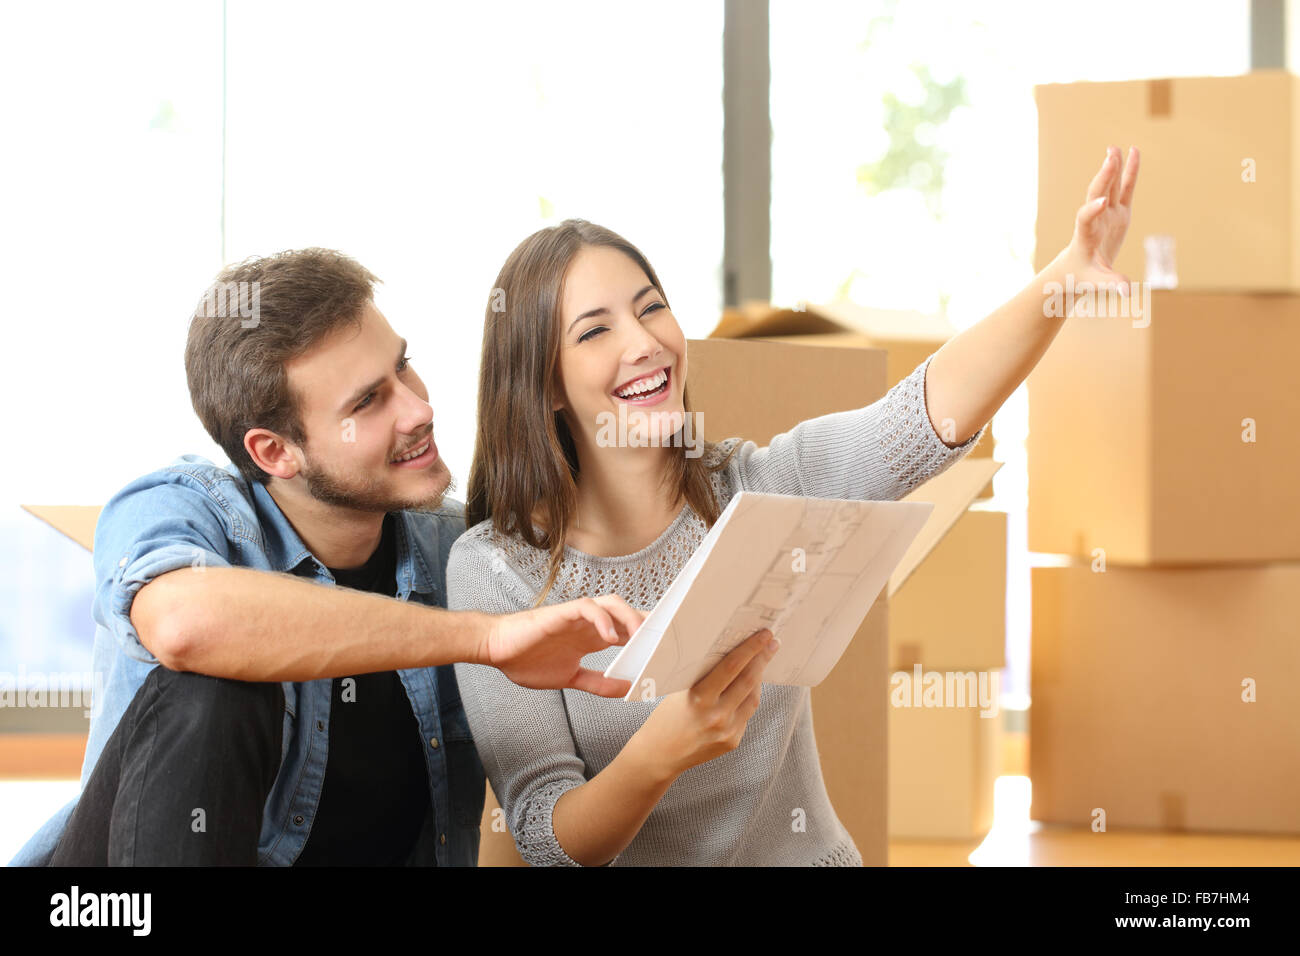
[{"left": 605, "top": 492, "right": 934, "bottom": 701}]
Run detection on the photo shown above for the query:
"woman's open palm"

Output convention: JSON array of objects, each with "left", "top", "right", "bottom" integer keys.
[{"left": 1064, "top": 145, "right": 1140, "bottom": 290}]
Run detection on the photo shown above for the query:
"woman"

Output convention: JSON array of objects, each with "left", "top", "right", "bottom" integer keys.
[{"left": 449, "top": 147, "right": 1140, "bottom": 866}]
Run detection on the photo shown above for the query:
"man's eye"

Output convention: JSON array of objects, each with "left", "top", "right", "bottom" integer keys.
[
  {"left": 354, "top": 393, "right": 374, "bottom": 412},
  {"left": 578, "top": 326, "right": 607, "bottom": 343}
]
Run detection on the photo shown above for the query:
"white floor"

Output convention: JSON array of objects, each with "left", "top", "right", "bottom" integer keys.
[{"left": 0, "top": 780, "right": 78, "bottom": 864}]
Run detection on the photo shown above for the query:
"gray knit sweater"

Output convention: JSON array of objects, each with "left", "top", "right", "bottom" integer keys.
[{"left": 448, "top": 351, "right": 986, "bottom": 866}]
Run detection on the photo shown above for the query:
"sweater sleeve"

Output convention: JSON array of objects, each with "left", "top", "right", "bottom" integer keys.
[
  {"left": 446, "top": 531, "right": 591, "bottom": 867},
  {"left": 724, "top": 350, "right": 987, "bottom": 501}
]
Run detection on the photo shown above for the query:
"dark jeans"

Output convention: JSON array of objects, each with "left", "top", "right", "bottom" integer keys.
[{"left": 48, "top": 666, "right": 283, "bottom": 866}]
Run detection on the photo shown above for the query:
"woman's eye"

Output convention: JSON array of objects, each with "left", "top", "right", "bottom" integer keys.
[
  {"left": 578, "top": 326, "right": 607, "bottom": 343},
  {"left": 398, "top": 354, "right": 413, "bottom": 372},
  {"left": 641, "top": 302, "right": 665, "bottom": 317}
]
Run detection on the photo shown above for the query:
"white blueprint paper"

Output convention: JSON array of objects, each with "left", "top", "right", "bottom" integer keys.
[{"left": 604, "top": 492, "right": 934, "bottom": 702}]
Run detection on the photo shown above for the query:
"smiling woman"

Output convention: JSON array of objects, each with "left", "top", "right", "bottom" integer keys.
[
  {"left": 465, "top": 222, "right": 734, "bottom": 580},
  {"left": 447, "top": 218, "right": 988, "bottom": 867}
]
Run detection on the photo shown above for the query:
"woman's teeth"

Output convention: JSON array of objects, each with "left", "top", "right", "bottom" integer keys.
[{"left": 614, "top": 369, "right": 668, "bottom": 399}]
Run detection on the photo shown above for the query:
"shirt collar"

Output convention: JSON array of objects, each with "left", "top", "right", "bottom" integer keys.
[{"left": 242, "top": 472, "right": 440, "bottom": 596}]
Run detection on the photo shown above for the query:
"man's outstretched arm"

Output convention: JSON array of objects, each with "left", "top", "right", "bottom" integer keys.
[{"left": 132, "top": 566, "right": 638, "bottom": 696}]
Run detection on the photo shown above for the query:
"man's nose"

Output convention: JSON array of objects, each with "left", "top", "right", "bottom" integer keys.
[{"left": 395, "top": 382, "right": 434, "bottom": 433}]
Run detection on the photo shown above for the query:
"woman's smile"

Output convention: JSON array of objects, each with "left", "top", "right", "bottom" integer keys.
[{"left": 611, "top": 366, "right": 672, "bottom": 406}]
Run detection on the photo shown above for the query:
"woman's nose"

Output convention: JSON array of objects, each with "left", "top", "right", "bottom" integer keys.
[{"left": 621, "top": 322, "right": 663, "bottom": 365}]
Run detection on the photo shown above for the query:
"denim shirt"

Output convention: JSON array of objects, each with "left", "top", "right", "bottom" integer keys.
[{"left": 9, "top": 455, "right": 485, "bottom": 866}]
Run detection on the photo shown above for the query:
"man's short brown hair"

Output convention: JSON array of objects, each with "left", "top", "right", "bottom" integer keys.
[{"left": 184, "top": 248, "right": 379, "bottom": 485}]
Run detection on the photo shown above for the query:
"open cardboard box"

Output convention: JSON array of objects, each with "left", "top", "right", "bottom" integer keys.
[
  {"left": 710, "top": 301, "right": 994, "bottom": 498},
  {"left": 23, "top": 338, "right": 1000, "bottom": 865}
]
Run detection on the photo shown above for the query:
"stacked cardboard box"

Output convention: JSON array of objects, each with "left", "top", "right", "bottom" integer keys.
[
  {"left": 1029, "top": 72, "right": 1300, "bottom": 833},
  {"left": 1034, "top": 71, "right": 1300, "bottom": 292},
  {"left": 887, "top": 485, "right": 1006, "bottom": 841},
  {"left": 1032, "top": 563, "right": 1300, "bottom": 832}
]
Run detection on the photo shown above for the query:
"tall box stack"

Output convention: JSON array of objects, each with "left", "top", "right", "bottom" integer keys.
[
  {"left": 1029, "top": 72, "right": 1300, "bottom": 833},
  {"left": 887, "top": 470, "right": 1005, "bottom": 841}
]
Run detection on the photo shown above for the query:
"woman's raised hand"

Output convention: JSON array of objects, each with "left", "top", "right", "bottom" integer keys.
[
  {"left": 1061, "top": 145, "right": 1141, "bottom": 292},
  {"left": 634, "top": 628, "right": 779, "bottom": 778}
]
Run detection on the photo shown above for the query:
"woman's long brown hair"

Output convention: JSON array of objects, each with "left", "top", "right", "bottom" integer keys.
[{"left": 465, "top": 219, "right": 739, "bottom": 607}]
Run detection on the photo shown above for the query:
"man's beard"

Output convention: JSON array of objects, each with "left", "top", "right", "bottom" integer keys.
[{"left": 301, "top": 451, "right": 455, "bottom": 514}]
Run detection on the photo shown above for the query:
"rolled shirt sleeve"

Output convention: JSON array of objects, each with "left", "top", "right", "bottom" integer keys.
[{"left": 93, "top": 471, "right": 236, "bottom": 664}]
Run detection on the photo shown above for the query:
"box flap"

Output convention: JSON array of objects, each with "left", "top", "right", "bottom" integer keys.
[
  {"left": 710, "top": 300, "right": 955, "bottom": 343},
  {"left": 810, "top": 301, "right": 956, "bottom": 342},
  {"left": 21, "top": 504, "right": 102, "bottom": 552},
  {"left": 888, "top": 457, "right": 1002, "bottom": 597},
  {"left": 710, "top": 302, "right": 846, "bottom": 339}
]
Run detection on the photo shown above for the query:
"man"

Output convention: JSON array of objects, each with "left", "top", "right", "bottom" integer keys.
[{"left": 11, "top": 248, "right": 640, "bottom": 866}]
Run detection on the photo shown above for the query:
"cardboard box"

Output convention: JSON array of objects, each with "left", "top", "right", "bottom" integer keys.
[
  {"left": 890, "top": 501, "right": 1006, "bottom": 672},
  {"left": 1035, "top": 71, "right": 1300, "bottom": 291},
  {"left": 1026, "top": 290, "right": 1300, "bottom": 564},
  {"left": 20, "top": 505, "right": 99, "bottom": 550},
  {"left": 888, "top": 693, "right": 1000, "bottom": 840},
  {"left": 888, "top": 478, "right": 1007, "bottom": 843},
  {"left": 711, "top": 301, "right": 958, "bottom": 395},
  {"left": 1031, "top": 563, "right": 1300, "bottom": 833},
  {"left": 708, "top": 302, "right": 995, "bottom": 498}
]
